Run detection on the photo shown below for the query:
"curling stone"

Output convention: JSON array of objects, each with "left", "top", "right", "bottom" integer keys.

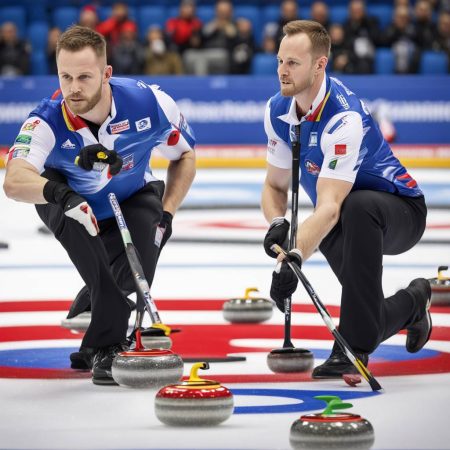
[
  {"left": 112, "top": 329, "right": 183, "bottom": 389},
  {"left": 130, "top": 324, "right": 172, "bottom": 350},
  {"left": 155, "top": 362, "right": 234, "bottom": 426},
  {"left": 267, "top": 347, "right": 314, "bottom": 373},
  {"left": 430, "top": 266, "right": 450, "bottom": 306},
  {"left": 60, "top": 312, "right": 91, "bottom": 332},
  {"left": 290, "top": 395, "right": 375, "bottom": 449},
  {"left": 223, "top": 287, "right": 273, "bottom": 323}
]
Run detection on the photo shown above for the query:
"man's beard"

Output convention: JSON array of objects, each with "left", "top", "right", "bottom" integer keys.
[
  {"left": 66, "top": 83, "right": 102, "bottom": 115},
  {"left": 280, "top": 72, "right": 314, "bottom": 97}
]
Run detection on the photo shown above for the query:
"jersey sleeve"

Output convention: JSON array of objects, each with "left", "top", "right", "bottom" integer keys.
[
  {"left": 151, "top": 86, "right": 195, "bottom": 161},
  {"left": 7, "top": 117, "right": 55, "bottom": 173},
  {"left": 264, "top": 99, "right": 292, "bottom": 169},
  {"left": 318, "top": 111, "right": 363, "bottom": 183}
]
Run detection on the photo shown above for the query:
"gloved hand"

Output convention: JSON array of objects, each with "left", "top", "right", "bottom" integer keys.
[
  {"left": 43, "top": 180, "right": 99, "bottom": 236},
  {"left": 264, "top": 217, "right": 290, "bottom": 258},
  {"left": 270, "top": 249, "right": 303, "bottom": 312},
  {"left": 75, "top": 144, "right": 123, "bottom": 176},
  {"left": 155, "top": 211, "right": 173, "bottom": 250}
]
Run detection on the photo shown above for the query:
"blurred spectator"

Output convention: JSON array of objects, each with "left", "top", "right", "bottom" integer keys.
[
  {"left": 260, "top": 34, "right": 277, "bottom": 54},
  {"left": 395, "top": 0, "right": 411, "bottom": 8},
  {"left": 97, "top": 2, "right": 137, "bottom": 49},
  {"left": 432, "top": 11, "right": 450, "bottom": 68},
  {"left": 166, "top": 0, "right": 202, "bottom": 53},
  {"left": 329, "top": 23, "right": 356, "bottom": 73},
  {"left": 110, "top": 21, "right": 142, "bottom": 74},
  {"left": 310, "top": 1, "right": 330, "bottom": 31},
  {"left": 47, "top": 27, "right": 61, "bottom": 75},
  {"left": 274, "top": 0, "right": 299, "bottom": 46},
  {"left": 413, "top": 0, "right": 438, "bottom": 50},
  {"left": 383, "top": 6, "right": 420, "bottom": 73},
  {"left": 343, "top": 0, "right": 380, "bottom": 73},
  {"left": 0, "top": 22, "right": 30, "bottom": 76},
  {"left": 231, "top": 18, "right": 256, "bottom": 74},
  {"left": 143, "top": 26, "right": 183, "bottom": 75},
  {"left": 184, "top": 0, "right": 237, "bottom": 75},
  {"left": 79, "top": 5, "right": 99, "bottom": 30}
]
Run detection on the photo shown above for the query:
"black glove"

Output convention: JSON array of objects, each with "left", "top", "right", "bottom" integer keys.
[
  {"left": 155, "top": 211, "right": 173, "bottom": 250},
  {"left": 43, "top": 180, "right": 99, "bottom": 236},
  {"left": 76, "top": 144, "right": 123, "bottom": 176},
  {"left": 264, "top": 217, "right": 290, "bottom": 258},
  {"left": 270, "top": 249, "right": 303, "bottom": 312}
]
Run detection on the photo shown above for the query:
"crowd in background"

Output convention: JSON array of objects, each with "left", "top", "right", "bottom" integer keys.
[{"left": 0, "top": 0, "right": 449, "bottom": 76}]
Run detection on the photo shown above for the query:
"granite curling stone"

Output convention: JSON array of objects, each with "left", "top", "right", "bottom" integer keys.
[
  {"left": 267, "top": 347, "right": 314, "bottom": 373},
  {"left": 155, "top": 362, "right": 234, "bottom": 426},
  {"left": 60, "top": 312, "right": 91, "bottom": 332},
  {"left": 112, "top": 329, "right": 183, "bottom": 389},
  {"left": 223, "top": 287, "right": 273, "bottom": 323},
  {"left": 430, "top": 266, "right": 450, "bottom": 306},
  {"left": 290, "top": 395, "right": 375, "bottom": 449},
  {"left": 128, "top": 323, "right": 172, "bottom": 350}
]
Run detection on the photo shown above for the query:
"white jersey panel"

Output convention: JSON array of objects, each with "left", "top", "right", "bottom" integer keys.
[
  {"left": 264, "top": 100, "right": 292, "bottom": 170},
  {"left": 8, "top": 118, "right": 55, "bottom": 173},
  {"left": 319, "top": 111, "right": 363, "bottom": 183},
  {"left": 151, "top": 85, "right": 193, "bottom": 160}
]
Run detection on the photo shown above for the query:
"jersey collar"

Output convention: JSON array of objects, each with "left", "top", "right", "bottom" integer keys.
[
  {"left": 277, "top": 75, "right": 329, "bottom": 125},
  {"left": 61, "top": 90, "right": 117, "bottom": 132}
]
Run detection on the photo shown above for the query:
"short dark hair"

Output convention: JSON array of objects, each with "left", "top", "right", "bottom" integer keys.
[
  {"left": 283, "top": 20, "right": 331, "bottom": 58},
  {"left": 56, "top": 25, "right": 106, "bottom": 60}
]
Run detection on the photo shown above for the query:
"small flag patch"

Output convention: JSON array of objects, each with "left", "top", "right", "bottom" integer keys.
[{"left": 335, "top": 144, "right": 347, "bottom": 155}]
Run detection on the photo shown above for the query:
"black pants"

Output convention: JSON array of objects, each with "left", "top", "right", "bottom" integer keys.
[
  {"left": 319, "top": 190, "right": 427, "bottom": 354},
  {"left": 36, "top": 172, "right": 165, "bottom": 349}
]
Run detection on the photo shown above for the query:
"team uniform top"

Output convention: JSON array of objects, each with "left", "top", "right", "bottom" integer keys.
[
  {"left": 9, "top": 77, "right": 196, "bottom": 220},
  {"left": 264, "top": 75, "right": 422, "bottom": 206}
]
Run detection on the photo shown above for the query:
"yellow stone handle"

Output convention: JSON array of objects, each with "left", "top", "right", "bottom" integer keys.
[
  {"left": 438, "top": 265, "right": 449, "bottom": 281},
  {"left": 189, "top": 362, "right": 210, "bottom": 382},
  {"left": 96, "top": 151, "right": 107, "bottom": 160},
  {"left": 152, "top": 323, "right": 172, "bottom": 336},
  {"left": 244, "top": 287, "right": 259, "bottom": 299}
]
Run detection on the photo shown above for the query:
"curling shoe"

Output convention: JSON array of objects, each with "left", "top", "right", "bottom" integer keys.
[
  {"left": 312, "top": 343, "right": 368, "bottom": 379},
  {"left": 406, "top": 278, "right": 432, "bottom": 353},
  {"left": 70, "top": 346, "right": 95, "bottom": 370},
  {"left": 92, "top": 343, "right": 128, "bottom": 385}
]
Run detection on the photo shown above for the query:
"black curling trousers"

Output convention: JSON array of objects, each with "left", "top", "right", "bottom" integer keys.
[
  {"left": 318, "top": 190, "right": 427, "bottom": 354},
  {"left": 36, "top": 173, "right": 165, "bottom": 349}
]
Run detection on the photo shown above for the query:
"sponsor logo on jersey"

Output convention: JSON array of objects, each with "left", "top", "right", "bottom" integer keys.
[
  {"left": 122, "top": 154, "right": 134, "bottom": 170},
  {"left": 328, "top": 159, "right": 338, "bottom": 170},
  {"left": 61, "top": 139, "right": 76, "bottom": 150},
  {"left": 110, "top": 119, "right": 130, "bottom": 134},
  {"left": 11, "top": 146, "right": 30, "bottom": 159},
  {"left": 308, "top": 132, "right": 318, "bottom": 147},
  {"left": 335, "top": 144, "right": 347, "bottom": 155},
  {"left": 305, "top": 159, "right": 320, "bottom": 176},
  {"left": 178, "top": 113, "right": 188, "bottom": 131},
  {"left": 135, "top": 117, "right": 151, "bottom": 132},
  {"left": 136, "top": 80, "right": 149, "bottom": 89},
  {"left": 21, "top": 119, "right": 40, "bottom": 131},
  {"left": 15, "top": 134, "right": 32, "bottom": 145},
  {"left": 336, "top": 94, "right": 350, "bottom": 110}
]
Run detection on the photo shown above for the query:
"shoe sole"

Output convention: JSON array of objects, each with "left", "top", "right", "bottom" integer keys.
[{"left": 92, "top": 377, "right": 119, "bottom": 386}]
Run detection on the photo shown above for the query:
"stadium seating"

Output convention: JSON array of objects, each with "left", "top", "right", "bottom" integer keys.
[
  {"left": 375, "top": 48, "right": 395, "bottom": 74},
  {"left": 0, "top": 6, "right": 26, "bottom": 37},
  {"left": 420, "top": 51, "right": 449, "bottom": 74},
  {"left": 367, "top": 4, "right": 393, "bottom": 30},
  {"left": 196, "top": 5, "right": 215, "bottom": 25},
  {"left": 52, "top": 7, "right": 78, "bottom": 32},
  {"left": 251, "top": 53, "right": 277, "bottom": 75},
  {"left": 27, "top": 22, "right": 49, "bottom": 53},
  {"left": 137, "top": 6, "right": 167, "bottom": 38},
  {"left": 329, "top": 5, "right": 348, "bottom": 25},
  {"left": 30, "top": 51, "right": 48, "bottom": 76}
]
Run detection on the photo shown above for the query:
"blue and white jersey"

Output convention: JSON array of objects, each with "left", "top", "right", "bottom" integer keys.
[
  {"left": 264, "top": 75, "right": 422, "bottom": 206},
  {"left": 9, "top": 77, "right": 196, "bottom": 220}
]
